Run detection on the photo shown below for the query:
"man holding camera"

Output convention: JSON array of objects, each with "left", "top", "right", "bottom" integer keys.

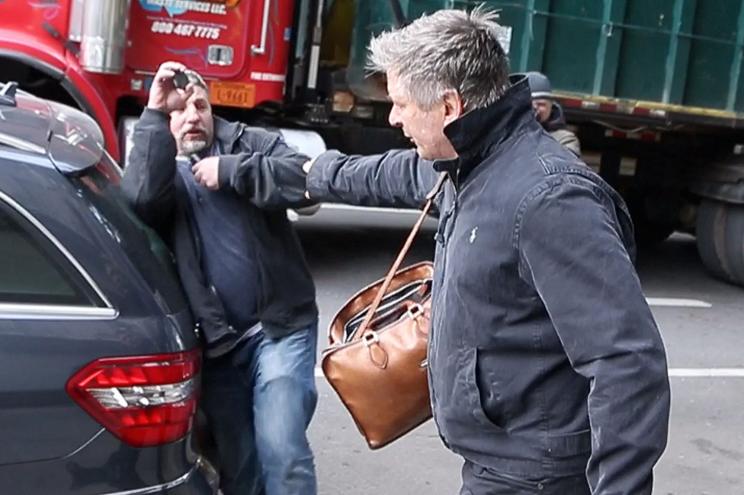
[{"left": 122, "top": 61, "right": 319, "bottom": 495}]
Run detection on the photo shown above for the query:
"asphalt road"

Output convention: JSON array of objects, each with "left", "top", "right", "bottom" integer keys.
[{"left": 293, "top": 206, "right": 744, "bottom": 495}]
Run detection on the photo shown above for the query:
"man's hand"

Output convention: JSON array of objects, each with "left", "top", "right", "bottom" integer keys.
[
  {"left": 192, "top": 157, "right": 220, "bottom": 190},
  {"left": 147, "top": 61, "right": 192, "bottom": 113}
]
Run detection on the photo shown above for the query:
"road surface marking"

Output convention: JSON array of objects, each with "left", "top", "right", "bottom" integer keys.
[
  {"left": 668, "top": 368, "right": 744, "bottom": 377},
  {"left": 646, "top": 297, "right": 712, "bottom": 308}
]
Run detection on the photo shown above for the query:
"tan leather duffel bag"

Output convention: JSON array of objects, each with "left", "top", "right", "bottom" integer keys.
[{"left": 321, "top": 174, "right": 446, "bottom": 449}]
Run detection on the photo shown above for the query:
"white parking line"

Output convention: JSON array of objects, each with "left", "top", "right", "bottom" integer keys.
[
  {"left": 314, "top": 368, "right": 744, "bottom": 378},
  {"left": 668, "top": 368, "right": 744, "bottom": 377},
  {"left": 646, "top": 297, "right": 712, "bottom": 308}
]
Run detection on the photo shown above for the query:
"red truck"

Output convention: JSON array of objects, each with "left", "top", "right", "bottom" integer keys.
[{"left": 0, "top": 0, "right": 320, "bottom": 160}]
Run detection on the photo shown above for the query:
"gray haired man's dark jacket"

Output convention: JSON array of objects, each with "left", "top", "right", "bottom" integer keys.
[
  {"left": 305, "top": 78, "right": 670, "bottom": 493},
  {"left": 122, "top": 108, "right": 318, "bottom": 357}
]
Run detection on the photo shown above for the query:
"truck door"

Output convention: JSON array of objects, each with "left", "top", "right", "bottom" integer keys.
[{"left": 127, "top": 0, "right": 296, "bottom": 109}]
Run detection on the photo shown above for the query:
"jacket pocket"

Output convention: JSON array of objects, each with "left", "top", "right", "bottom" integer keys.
[
  {"left": 466, "top": 348, "right": 507, "bottom": 430},
  {"left": 470, "top": 464, "right": 543, "bottom": 491},
  {"left": 546, "top": 429, "right": 591, "bottom": 458}
]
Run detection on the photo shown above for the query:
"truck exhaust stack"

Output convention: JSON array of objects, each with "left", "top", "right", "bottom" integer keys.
[{"left": 79, "top": 0, "right": 129, "bottom": 74}]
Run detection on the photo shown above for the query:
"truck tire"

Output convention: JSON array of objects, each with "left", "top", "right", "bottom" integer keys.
[{"left": 696, "top": 199, "right": 744, "bottom": 286}]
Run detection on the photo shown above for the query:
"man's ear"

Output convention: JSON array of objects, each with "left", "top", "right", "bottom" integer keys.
[{"left": 442, "top": 89, "right": 464, "bottom": 126}]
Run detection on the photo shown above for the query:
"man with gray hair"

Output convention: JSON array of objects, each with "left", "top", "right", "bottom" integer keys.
[{"left": 301, "top": 8, "right": 670, "bottom": 495}]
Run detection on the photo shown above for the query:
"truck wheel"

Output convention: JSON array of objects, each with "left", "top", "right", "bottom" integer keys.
[{"left": 696, "top": 199, "right": 744, "bottom": 285}]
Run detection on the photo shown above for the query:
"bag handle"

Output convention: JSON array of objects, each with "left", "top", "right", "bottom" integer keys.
[{"left": 357, "top": 172, "right": 448, "bottom": 336}]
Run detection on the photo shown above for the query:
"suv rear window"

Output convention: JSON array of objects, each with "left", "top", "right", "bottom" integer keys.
[
  {"left": 0, "top": 201, "right": 103, "bottom": 306},
  {"left": 70, "top": 153, "right": 188, "bottom": 314}
]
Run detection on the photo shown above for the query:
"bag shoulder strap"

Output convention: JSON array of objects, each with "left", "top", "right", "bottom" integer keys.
[{"left": 357, "top": 172, "right": 448, "bottom": 335}]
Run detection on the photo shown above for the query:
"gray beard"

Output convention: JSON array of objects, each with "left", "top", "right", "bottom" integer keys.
[{"left": 179, "top": 139, "right": 209, "bottom": 155}]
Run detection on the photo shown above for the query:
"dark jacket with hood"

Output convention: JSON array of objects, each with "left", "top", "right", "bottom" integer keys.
[
  {"left": 305, "top": 77, "right": 670, "bottom": 494},
  {"left": 122, "top": 108, "right": 318, "bottom": 357},
  {"left": 541, "top": 101, "right": 581, "bottom": 157}
]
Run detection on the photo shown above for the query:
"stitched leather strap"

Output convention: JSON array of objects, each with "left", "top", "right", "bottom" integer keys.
[{"left": 357, "top": 172, "right": 448, "bottom": 335}]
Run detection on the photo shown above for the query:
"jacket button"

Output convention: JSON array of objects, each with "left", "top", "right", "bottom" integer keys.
[{"left": 537, "top": 482, "right": 544, "bottom": 491}]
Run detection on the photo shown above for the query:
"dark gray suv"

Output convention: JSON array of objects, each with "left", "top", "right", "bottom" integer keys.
[{"left": 0, "top": 82, "right": 218, "bottom": 493}]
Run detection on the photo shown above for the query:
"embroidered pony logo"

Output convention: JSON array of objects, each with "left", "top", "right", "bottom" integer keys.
[{"left": 469, "top": 226, "right": 479, "bottom": 244}]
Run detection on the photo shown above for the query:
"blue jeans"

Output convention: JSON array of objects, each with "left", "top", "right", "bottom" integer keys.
[{"left": 200, "top": 322, "right": 318, "bottom": 495}]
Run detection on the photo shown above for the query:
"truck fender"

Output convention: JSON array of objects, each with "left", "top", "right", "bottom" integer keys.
[
  {"left": 691, "top": 153, "right": 744, "bottom": 286},
  {"left": 0, "top": 44, "right": 119, "bottom": 161},
  {"left": 62, "top": 52, "right": 120, "bottom": 161},
  {"left": 689, "top": 155, "right": 744, "bottom": 205}
]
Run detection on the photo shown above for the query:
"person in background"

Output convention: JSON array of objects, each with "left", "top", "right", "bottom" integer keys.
[
  {"left": 526, "top": 71, "right": 582, "bottom": 157},
  {"left": 122, "top": 61, "right": 319, "bottom": 495}
]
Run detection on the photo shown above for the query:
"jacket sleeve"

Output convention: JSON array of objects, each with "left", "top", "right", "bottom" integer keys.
[
  {"left": 517, "top": 177, "right": 670, "bottom": 495},
  {"left": 305, "top": 149, "right": 438, "bottom": 208},
  {"left": 120, "top": 108, "right": 177, "bottom": 230},
  {"left": 217, "top": 129, "right": 313, "bottom": 209}
]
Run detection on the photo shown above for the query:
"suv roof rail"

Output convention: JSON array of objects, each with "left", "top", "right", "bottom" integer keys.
[{"left": 0, "top": 82, "right": 19, "bottom": 106}]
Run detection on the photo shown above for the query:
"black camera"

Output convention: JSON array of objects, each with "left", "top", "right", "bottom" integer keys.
[{"left": 173, "top": 70, "right": 189, "bottom": 90}]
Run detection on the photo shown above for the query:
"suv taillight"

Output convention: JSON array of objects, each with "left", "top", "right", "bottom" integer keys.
[{"left": 66, "top": 350, "right": 201, "bottom": 447}]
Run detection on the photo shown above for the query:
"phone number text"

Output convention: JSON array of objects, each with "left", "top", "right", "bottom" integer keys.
[{"left": 151, "top": 21, "right": 220, "bottom": 40}]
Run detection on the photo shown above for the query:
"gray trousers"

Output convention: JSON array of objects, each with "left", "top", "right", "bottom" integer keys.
[{"left": 459, "top": 461, "right": 591, "bottom": 495}]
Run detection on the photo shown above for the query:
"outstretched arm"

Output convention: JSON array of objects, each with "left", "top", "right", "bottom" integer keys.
[{"left": 305, "top": 149, "right": 438, "bottom": 208}]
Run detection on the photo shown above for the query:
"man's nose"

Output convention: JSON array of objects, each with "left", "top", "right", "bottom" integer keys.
[
  {"left": 388, "top": 107, "right": 402, "bottom": 128},
  {"left": 185, "top": 105, "right": 200, "bottom": 122}
]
